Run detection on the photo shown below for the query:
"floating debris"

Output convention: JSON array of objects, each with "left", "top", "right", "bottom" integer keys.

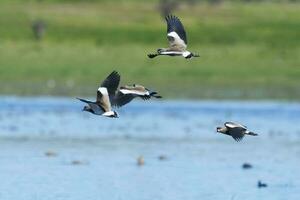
[
  {"left": 242, "top": 163, "right": 253, "bottom": 169},
  {"left": 257, "top": 180, "right": 268, "bottom": 188},
  {"left": 71, "top": 160, "right": 88, "bottom": 165},
  {"left": 158, "top": 155, "right": 168, "bottom": 161},
  {"left": 137, "top": 156, "right": 145, "bottom": 166},
  {"left": 44, "top": 151, "right": 58, "bottom": 157}
]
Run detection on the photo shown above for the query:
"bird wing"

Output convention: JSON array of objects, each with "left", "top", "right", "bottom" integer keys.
[
  {"left": 96, "top": 87, "right": 112, "bottom": 112},
  {"left": 100, "top": 71, "right": 120, "bottom": 99},
  {"left": 77, "top": 97, "right": 93, "bottom": 104},
  {"left": 119, "top": 85, "right": 149, "bottom": 96},
  {"left": 225, "top": 122, "right": 247, "bottom": 130},
  {"left": 112, "top": 91, "right": 136, "bottom": 108},
  {"left": 230, "top": 127, "right": 246, "bottom": 142},
  {"left": 77, "top": 98, "right": 104, "bottom": 113},
  {"left": 165, "top": 15, "right": 187, "bottom": 50}
]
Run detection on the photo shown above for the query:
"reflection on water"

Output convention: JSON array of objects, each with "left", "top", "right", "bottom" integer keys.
[{"left": 0, "top": 97, "right": 299, "bottom": 200}]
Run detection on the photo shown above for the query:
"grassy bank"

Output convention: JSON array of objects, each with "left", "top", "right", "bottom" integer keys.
[{"left": 0, "top": 2, "right": 299, "bottom": 99}]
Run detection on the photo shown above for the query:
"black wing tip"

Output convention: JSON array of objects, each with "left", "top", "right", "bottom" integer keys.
[
  {"left": 103, "top": 70, "right": 121, "bottom": 87},
  {"left": 141, "top": 95, "right": 151, "bottom": 100},
  {"left": 165, "top": 14, "right": 179, "bottom": 21},
  {"left": 109, "top": 70, "right": 120, "bottom": 78},
  {"left": 76, "top": 97, "right": 89, "bottom": 103},
  {"left": 233, "top": 137, "right": 243, "bottom": 142}
]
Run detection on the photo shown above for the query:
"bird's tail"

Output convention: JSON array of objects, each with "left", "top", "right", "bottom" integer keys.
[
  {"left": 246, "top": 131, "right": 258, "bottom": 136},
  {"left": 150, "top": 92, "right": 162, "bottom": 99},
  {"left": 193, "top": 53, "right": 200, "bottom": 57}
]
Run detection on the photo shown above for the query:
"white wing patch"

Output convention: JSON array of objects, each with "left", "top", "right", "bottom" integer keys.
[
  {"left": 98, "top": 87, "right": 108, "bottom": 95},
  {"left": 120, "top": 89, "right": 149, "bottom": 96},
  {"left": 160, "top": 51, "right": 182, "bottom": 55},
  {"left": 103, "top": 111, "right": 115, "bottom": 116},
  {"left": 167, "top": 31, "right": 187, "bottom": 49},
  {"left": 225, "top": 122, "right": 247, "bottom": 129}
]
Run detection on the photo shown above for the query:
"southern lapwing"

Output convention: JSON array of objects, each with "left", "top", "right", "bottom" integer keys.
[
  {"left": 148, "top": 15, "right": 199, "bottom": 59},
  {"left": 77, "top": 71, "right": 120, "bottom": 118},
  {"left": 216, "top": 122, "right": 258, "bottom": 142},
  {"left": 113, "top": 84, "right": 162, "bottom": 108}
]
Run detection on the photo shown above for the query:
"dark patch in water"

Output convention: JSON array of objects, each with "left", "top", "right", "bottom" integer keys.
[
  {"left": 257, "top": 180, "right": 268, "bottom": 188},
  {"left": 242, "top": 163, "right": 253, "bottom": 169}
]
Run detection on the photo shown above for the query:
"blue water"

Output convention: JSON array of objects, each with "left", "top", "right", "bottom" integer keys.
[{"left": 0, "top": 97, "right": 299, "bottom": 200}]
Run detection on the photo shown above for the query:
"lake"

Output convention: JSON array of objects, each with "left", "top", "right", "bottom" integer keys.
[{"left": 0, "top": 97, "right": 299, "bottom": 200}]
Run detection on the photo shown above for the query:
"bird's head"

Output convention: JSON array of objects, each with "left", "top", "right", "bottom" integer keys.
[
  {"left": 82, "top": 105, "right": 91, "bottom": 112},
  {"left": 216, "top": 127, "right": 223, "bottom": 133}
]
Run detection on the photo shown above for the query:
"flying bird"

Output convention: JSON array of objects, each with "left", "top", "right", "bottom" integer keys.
[
  {"left": 216, "top": 122, "right": 258, "bottom": 142},
  {"left": 113, "top": 84, "right": 162, "bottom": 108},
  {"left": 148, "top": 15, "right": 199, "bottom": 59},
  {"left": 77, "top": 71, "right": 120, "bottom": 118}
]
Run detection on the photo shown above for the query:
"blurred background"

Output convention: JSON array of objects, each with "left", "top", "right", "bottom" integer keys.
[
  {"left": 1, "top": 0, "right": 299, "bottom": 99},
  {"left": 0, "top": 0, "right": 299, "bottom": 200}
]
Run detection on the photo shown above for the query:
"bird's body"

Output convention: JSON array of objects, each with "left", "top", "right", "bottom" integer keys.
[
  {"left": 216, "top": 122, "right": 258, "bottom": 142},
  {"left": 148, "top": 15, "right": 199, "bottom": 59},
  {"left": 113, "top": 84, "right": 162, "bottom": 108},
  {"left": 77, "top": 71, "right": 120, "bottom": 118}
]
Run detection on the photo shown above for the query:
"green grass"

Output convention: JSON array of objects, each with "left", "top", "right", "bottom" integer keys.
[{"left": 0, "top": 2, "right": 299, "bottom": 99}]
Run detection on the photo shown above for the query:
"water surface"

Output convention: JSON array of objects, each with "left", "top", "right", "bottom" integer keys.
[{"left": 0, "top": 97, "right": 299, "bottom": 200}]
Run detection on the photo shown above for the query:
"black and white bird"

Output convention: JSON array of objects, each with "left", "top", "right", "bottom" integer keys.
[
  {"left": 148, "top": 15, "right": 199, "bottom": 59},
  {"left": 113, "top": 84, "right": 162, "bottom": 108},
  {"left": 77, "top": 71, "right": 120, "bottom": 118},
  {"left": 216, "top": 122, "right": 258, "bottom": 142}
]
